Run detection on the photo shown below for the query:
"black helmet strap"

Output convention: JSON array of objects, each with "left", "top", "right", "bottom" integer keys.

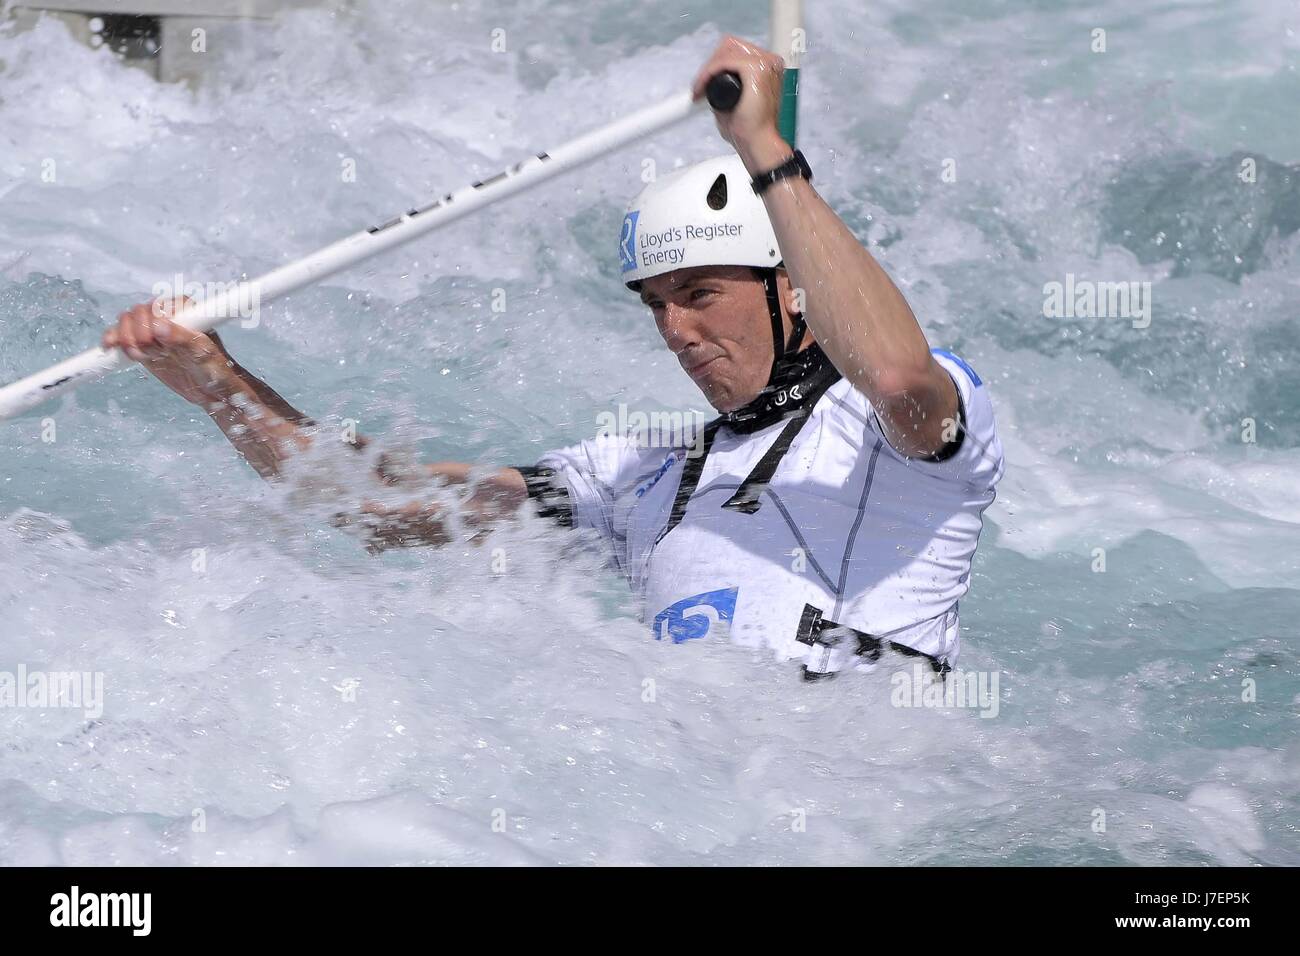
[{"left": 760, "top": 267, "right": 807, "bottom": 385}]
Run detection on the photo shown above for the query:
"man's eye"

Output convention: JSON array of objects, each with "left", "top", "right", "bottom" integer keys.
[{"left": 690, "top": 288, "right": 714, "bottom": 302}]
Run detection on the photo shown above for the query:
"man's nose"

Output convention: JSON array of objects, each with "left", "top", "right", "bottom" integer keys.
[{"left": 658, "top": 302, "right": 698, "bottom": 352}]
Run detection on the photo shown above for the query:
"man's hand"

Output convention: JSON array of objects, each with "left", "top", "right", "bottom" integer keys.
[
  {"left": 334, "top": 465, "right": 530, "bottom": 553},
  {"left": 692, "top": 35, "right": 791, "bottom": 174},
  {"left": 102, "top": 298, "right": 238, "bottom": 408}
]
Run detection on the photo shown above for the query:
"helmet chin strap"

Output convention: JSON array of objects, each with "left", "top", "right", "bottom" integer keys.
[{"left": 760, "top": 268, "right": 807, "bottom": 385}]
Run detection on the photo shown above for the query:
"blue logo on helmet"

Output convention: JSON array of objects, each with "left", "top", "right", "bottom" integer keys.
[{"left": 619, "top": 210, "right": 639, "bottom": 273}]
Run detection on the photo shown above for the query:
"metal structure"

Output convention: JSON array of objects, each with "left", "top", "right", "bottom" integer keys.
[{"left": 5, "top": 0, "right": 333, "bottom": 85}]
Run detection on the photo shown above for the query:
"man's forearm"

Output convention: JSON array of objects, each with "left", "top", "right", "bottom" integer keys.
[{"left": 200, "top": 333, "right": 315, "bottom": 480}]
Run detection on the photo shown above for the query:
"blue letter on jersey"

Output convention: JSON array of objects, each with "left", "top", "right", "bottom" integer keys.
[{"left": 653, "top": 587, "right": 739, "bottom": 644}]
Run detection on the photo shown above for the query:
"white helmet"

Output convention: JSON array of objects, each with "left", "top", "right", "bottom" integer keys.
[{"left": 618, "top": 154, "right": 783, "bottom": 288}]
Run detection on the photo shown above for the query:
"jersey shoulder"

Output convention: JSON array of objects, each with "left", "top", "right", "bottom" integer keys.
[{"left": 854, "top": 348, "right": 1005, "bottom": 486}]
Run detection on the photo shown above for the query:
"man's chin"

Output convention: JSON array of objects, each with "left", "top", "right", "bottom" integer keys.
[
  {"left": 698, "top": 382, "right": 753, "bottom": 415},
  {"left": 696, "top": 383, "right": 729, "bottom": 413}
]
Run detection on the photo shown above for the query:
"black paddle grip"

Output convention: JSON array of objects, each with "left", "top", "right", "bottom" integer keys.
[{"left": 705, "top": 71, "right": 743, "bottom": 112}]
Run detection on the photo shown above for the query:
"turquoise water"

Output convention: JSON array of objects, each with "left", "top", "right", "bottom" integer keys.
[{"left": 0, "top": 0, "right": 1296, "bottom": 865}]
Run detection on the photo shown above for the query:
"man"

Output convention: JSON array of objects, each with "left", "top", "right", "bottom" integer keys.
[{"left": 103, "top": 37, "right": 1004, "bottom": 679}]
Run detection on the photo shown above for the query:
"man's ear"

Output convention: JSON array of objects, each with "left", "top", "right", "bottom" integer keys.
[{"left": 775, "top": 268, "right": 802, "bottom": 317}]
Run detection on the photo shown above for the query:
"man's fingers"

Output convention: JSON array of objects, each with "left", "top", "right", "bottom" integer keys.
[
  {"left": 118, "top": 307, "right": 142, "bottom": 358},
  {"left": 150, "top": 314, "right": 174, "bottom": 344},
  {"left": 139, "top": 304, "right": 162, "bottom": 347},
  {"left": 126, "top": 303, "right": 168, "bottom": 359},
  {"left": 692, "top": 36, "right": 742, "bottom": 97},
  {"left": 691, "top": 62, "right": 713, "bottom": 99},
  {"left": 105, "top": 296, "right": 203, "bottom": 363},
  {"left": 693, "top": 56, "right": 735, "bottom": 100},
  {"left": 141, "top": 302, "right": 193, "bottom": 352},
  {"left": 131, "top": 304, "right": 161, "bottom": 354},
  {"left": 693, "top": 35, "right": 773, "bottom": 99}
]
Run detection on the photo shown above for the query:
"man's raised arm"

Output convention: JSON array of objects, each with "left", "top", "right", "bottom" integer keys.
[{"left": 694, "top": 37, "right": 960, "bottom": 459}]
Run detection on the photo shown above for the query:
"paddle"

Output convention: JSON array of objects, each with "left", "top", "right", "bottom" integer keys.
[{"left": 0, "top": 72, "right": 743, "bottom": 421}]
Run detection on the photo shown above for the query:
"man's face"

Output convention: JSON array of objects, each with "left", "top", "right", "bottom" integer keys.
[{"left": 639, "top": 265, "right": 784, "bottom": 413}]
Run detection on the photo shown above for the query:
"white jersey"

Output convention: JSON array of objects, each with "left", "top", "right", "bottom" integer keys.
[{"left": 532, "top": 351, "right": 1004, "bottom": 675}]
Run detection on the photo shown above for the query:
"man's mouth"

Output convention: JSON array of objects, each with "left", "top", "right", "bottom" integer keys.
[{"left": 685, "top": 355, "right": 723, "bottom": 377}]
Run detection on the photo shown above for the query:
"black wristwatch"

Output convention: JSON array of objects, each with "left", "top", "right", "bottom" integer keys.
[{"left": 750, "top": 149, "right": 813, "bottom": 195}]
